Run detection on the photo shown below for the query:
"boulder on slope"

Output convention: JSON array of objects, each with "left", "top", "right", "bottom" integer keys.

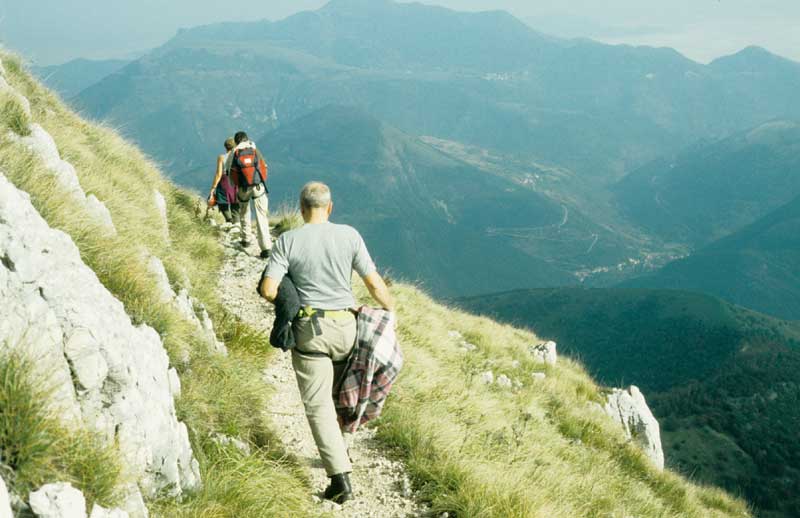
[
  {"left": 604, "top": 385, "right": 665, "bottom": 470},
  {"left": 29, "top": 482, "right": 86, "bottom": 518},
  {"left": 529, "top": 341, "right": 557, "bottom": 365}
]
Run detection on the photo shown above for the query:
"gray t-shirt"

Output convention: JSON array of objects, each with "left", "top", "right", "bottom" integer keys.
[{"left": 266, "top": 222, "right": 376, "bottom": 309}]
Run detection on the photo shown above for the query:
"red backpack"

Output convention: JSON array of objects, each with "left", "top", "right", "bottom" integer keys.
[{"left": 231, "top": 147, "right": 267, "bottom": 187}]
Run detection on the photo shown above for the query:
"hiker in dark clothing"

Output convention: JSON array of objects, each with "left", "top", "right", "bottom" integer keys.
[{"left": 209, "top": 137, "right": 239, "bottom": 223}]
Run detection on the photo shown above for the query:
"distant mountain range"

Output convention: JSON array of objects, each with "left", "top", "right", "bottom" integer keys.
[
  {"left": 615, "top": 120, "right": 800, "bottom": 247},
  {"left": 624, "top": 193, "right": 800, "bottom": 320},
  {"left": 458, "top": 287, "right": 800, "bottom": 517},
  {"left": 57, "top": 0, "right": 800, "bottom": 300},
  {"left": 71, "top": 0, "right": 800, "bottom": 187},
  {"left": 31, "top": 58, "right": 129, "bottom": 99},
  {"left": 615, "top": 120, "right": 800, "bottom": 320}
]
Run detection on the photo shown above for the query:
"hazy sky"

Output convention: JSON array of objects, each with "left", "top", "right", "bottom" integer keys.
[{"left": 1, "top": 0, "right": 798, "bottom": 65}]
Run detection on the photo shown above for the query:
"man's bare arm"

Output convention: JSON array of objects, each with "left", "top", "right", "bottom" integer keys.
[
  {"left": 362, "top": 271, "right": 394, "bottom": 311},
  {"left": 209, "top": 155, "right": 224, "bottom": 194},
  {"left": 259, "top": 276, "right": 279, "bottom": 303}
]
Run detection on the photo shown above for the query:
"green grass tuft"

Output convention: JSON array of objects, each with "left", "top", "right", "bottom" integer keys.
[
  {"left": 270, "top": 203, "right": 304, "bottom": 236},
  {"left": 151, "top": 440, "right": 310, "bottom": 517},
  {"left": 0, "top": 351, "right": 122, "bottom": 508},
  {"left": 0, "top": 91, "right": 31, "bottom": 136}
]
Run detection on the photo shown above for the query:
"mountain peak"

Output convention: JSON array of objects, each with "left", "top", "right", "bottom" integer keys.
[
  {"left": 710, "top": 45, "right": 798, "bottom": 70},
  {"left": 322, "top": 0, "right": 393, "bottom": 8}
]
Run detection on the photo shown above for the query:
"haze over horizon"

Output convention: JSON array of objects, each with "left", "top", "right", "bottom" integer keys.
[{"left": 1, "top": 0, "right": 799, "bottom": 66}]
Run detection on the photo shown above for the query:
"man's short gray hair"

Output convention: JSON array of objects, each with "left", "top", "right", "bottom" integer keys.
[{"left": 300, "top": 182, "right": 332, "bottom": 210}]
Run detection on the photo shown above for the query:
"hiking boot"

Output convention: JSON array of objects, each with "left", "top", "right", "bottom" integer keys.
[
  {"left": 259, "top": 249, "right": 271, "bottom": 259},
  {"left": 323, "top": 473, "right": 352, "bottom": 504},
  {"left": 240, "top": 239, "right": 251, "bottom": 248}
]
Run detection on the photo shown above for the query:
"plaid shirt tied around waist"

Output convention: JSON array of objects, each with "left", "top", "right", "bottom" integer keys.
[{"left": 335, "top": 306, "right": 403, "bottom": 433}]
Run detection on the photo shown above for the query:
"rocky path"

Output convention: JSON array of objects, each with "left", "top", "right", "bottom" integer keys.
[{"left": 217, "top": 223, "right": 426, "bottom": 518}]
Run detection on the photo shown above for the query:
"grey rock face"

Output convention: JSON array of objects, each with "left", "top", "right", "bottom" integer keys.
[
  {"left": 604, "top": 386, "right": 665, "bottom": 470},
  {"left": 29, "top": 483, "right": 86, "bottom": 518},
  {"left": 152, "top": 190, "right": 169, "bottom": 243},
  {"left": 529, "top": 341, "right": 557, "bottom": 365},
  {"left": 118, "top": 485, "right": 147, "bottom": 518},
  {"left": 145, "top": 254, "right": 174, "bottom": 304},
  {"left": 0, "top": 475, "right": 11, "bottom": 518},
  {"left": 8, "top": 122, "right": 116, "bottom": 237},
  {"left": 211, "top": 433, "right": 251, "bottom": 456},
  {"left": 89, "top": 504, "right": 129, "bottom": 518},
  {"left": 145, "top": 254, "right": 227, "bottom": 356},
  {"left": 28, "top": 483, "right": 131, "bottom": 518},
  {"left": 0, "top": 173, "right": 200, "bottom": 497}
]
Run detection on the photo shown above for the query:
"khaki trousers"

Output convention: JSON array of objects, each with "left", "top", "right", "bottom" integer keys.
[
  {"left": 291, "top": 315, "right": 357, "bottom": 476},
  {"left": 237, "top": 183, "right": 271, "bottom": 251}
]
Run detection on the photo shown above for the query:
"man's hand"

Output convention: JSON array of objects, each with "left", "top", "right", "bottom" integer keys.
[
  {"left": 362, "top": 271, "right": 394, "bottom": 311},
  {"left": 259, "top": 276, "right": 279, "bottom": 303}
]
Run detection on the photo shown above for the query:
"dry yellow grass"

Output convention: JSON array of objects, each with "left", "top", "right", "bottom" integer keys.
[
  {"left": 0, "top": 51, "right": 313, "bottom": 517},
  {"left": 358, "top": 283, "right": 751, "bottom": 518}
]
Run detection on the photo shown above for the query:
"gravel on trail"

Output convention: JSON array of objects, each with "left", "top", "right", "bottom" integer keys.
[{"left": 217, "top": 223, "right": 428, "bottom": 517}]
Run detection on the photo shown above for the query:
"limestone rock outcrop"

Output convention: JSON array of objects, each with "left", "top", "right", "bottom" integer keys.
[
  {"left": 604, "top": 385, "right": 665, "bottom": 470},
  {"left": 0, "top": 475, "right": 11, "bottom": 518},
  {"left": 9, "top": 124, "right": 117, "bottom": 237},
  {"left": 1, "top": 62, "right": 116, "bottom": 238},
  {"left": 145, "top": 254, "right": 227, "bottom": 355},
  {"left": 29, "top": 483, "right": 86, "bottom": 518},
  {"left": 529, "top": 341, "right": 557, "bottom": 365},
  {"left": 28, "top": 483, "right": 131, "bottom": 518},
  {"left": 0, "top": 173, "right": 200, "bottom": 499},
  {"left": 152, "top": 190, "right": 170, "bottom": 243}
]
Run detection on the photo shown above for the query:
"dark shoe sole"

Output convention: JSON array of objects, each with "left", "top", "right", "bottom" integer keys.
[{"left": 323, "top": 491, "right": 353, "bottom": 505}]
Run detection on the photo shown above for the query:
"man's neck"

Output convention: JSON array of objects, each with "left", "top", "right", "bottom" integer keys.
[{"left": 305, "top": 213, "right": 329, "bottom": 225}]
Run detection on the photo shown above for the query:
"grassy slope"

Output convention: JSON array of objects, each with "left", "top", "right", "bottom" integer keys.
[
  {"left": 1, "top": 51, "right": 752, "bottom": 517},
  {"left": 457, "top": 287, "right": 800, "bottom": 517},
  {"left": 358, "top": 284, "right": 750, "bottom": 517},
  {"left": 0, "top": 51, "right": 312, "bottom": 517}
]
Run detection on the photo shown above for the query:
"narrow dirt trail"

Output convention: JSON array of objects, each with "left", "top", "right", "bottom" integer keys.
[{"left": 217, "top": 223, "right": 426, "bottom": 517}]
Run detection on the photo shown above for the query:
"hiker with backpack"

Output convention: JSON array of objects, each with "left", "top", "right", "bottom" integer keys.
[
  {"left": 224, "top": 131, "right": 272, "bottom": 258},
  {"left": 258, "top": 182, "right": 395, "bottom": 504},
  {"left": 208, "top": 137, "right": 239, "bottom": 223}
]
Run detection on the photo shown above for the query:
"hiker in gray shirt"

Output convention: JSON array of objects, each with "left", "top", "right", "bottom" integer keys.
[{"left": 259, "top": 181, "right": 394, "bottom": 504}]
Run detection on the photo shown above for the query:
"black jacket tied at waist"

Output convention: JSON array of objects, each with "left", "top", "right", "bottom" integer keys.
[{"left": 258, "top": 269, "right": 300, "bottom": 351}]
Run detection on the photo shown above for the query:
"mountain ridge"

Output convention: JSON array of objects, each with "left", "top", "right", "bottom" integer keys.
[
  {"left": 72, "top": 0, "right": 800, "bottom": 189},
  {"left": 623, "top": 193, "right": 800, "bottom": 320}
]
